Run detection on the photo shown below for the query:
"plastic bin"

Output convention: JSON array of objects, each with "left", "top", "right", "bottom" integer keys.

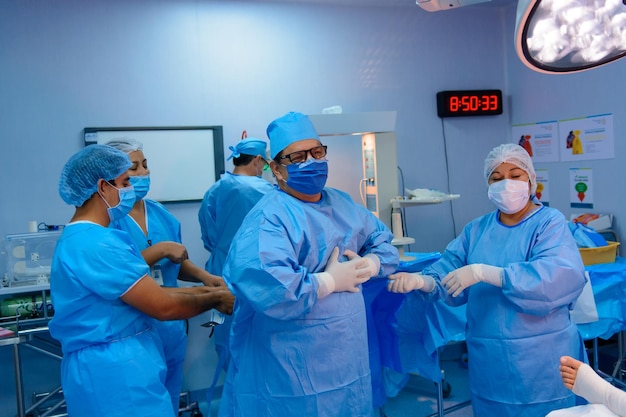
[{"left": 578, "top": 241, "right": 620, "bottom": 266}]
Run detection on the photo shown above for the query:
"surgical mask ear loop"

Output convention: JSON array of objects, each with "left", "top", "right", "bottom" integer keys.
[{"left": 97, "top": 180, "right": 116, "bottom": 209}]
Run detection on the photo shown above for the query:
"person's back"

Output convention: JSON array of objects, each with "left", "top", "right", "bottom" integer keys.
[
  {"left": 198, "top": 136, "right": 272, "bottom": 407},
  {"left": 200, "top": 172, "right": 272, "bottom": 275}
]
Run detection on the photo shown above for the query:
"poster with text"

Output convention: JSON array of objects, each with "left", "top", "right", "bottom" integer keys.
[
  {"left": 570, "top": 168, "right": 594, "bottom": 209},
  {"left": 535, "top": 169, "right": 550, "bottom": 206},
  {"left": 559, "top": 113, "right": 614, "bottom": 162},
  {"left": 511, "top": 121, "right": 560, "bottom": 162}
]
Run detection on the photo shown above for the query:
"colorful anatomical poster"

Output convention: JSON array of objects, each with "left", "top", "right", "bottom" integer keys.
[
  {"left": 535, "top": 169, "right": 549, "bottom": 206},
  {"left": 511, "top": 121, "right": 559, "bottom": 162},
  {"left": 559, "top": 113, "right": 614, "bottom": 162},
  {"left": 570, "top": 168, "right": 594, "bottom": 209}
]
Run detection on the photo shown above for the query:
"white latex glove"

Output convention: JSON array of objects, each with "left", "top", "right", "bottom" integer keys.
[
  {"left": 363, "top": 253, "right": 381, "bottom": 277},
  {"left": 387, "top": 272, "right": 436, "bottom": 293},
  {"left": 441, "top": 264, "right": 503, "bottom": 297},
  {"left": 315, "top": 247, "right": 371, "bottom": 298}
]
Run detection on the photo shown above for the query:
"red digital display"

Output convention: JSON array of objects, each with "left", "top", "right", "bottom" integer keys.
[{"left": 436, "top": 90, "right": 503, "bottom": 118}]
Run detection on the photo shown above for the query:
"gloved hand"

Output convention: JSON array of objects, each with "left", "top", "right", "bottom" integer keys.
[
  {"left": 441, "top": 264, "right": 503, "bottom": 297},
  {"left": 344, "top": 250, "right": 380, "bottom": 278},
  {"left": 387, "top": 272, "right": 436, "bottom": 293},
  {"left": 315, "top": 247, "right": 371, "bottom": 298}
]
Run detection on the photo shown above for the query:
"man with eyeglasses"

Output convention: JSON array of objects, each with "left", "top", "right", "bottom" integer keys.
[{"left": 218, "top": 111, "right": 399, "bottom": 417}]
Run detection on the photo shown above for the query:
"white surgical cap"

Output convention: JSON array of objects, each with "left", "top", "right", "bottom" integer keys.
[
  {"left": 58, "top": 145, "right": 131, "bottom": 207},
  {"left": 484, "top": 143, "right": 536, "bottom": 194},
  {"left": 105, "top": 137, "right": 143, "bottom": 154},
  {"left": 267, "top": 112, "right": 320, "bottom": 159}
]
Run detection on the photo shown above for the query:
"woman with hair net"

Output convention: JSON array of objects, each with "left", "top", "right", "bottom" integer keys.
[
  {"left": 49, "top": 145, "right": 234, "bottom": 417},
  {"left": 218, "top": 112, "right": 399, "bottom": 417},
  {"left": 105, "top": 137, "right": 231, "bottom": 415},
  {"left": 387, "top": 143, "right": 587, "bottom": 417}
]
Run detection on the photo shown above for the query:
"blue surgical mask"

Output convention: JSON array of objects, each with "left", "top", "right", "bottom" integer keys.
[
  {"left": 99, "top": 184, "right": 136, "bottom": 222},
  {"left": 283, "top": 159, "right": 328, "bottom": 195},
  {"left": 129, "top": 175, "right": 150, "bottom": 201}
]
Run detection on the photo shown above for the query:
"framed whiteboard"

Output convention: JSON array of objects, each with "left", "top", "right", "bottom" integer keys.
[{"left": 84, "top": 126, "right": 224, "bottom": 202}]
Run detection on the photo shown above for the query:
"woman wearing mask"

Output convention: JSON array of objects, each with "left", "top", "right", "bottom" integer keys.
[
  {"left": 387, "top": 143, "right": 587, "bottom": 417},
  {"left": 106, "top": 138, "right": 231, "bottom": 415},
  {"left": 50, "top": 145, "right": 233, "bottom": 417}
]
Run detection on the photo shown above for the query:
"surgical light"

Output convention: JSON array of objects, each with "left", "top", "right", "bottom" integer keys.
[{"left": 515, "top": 0, "right": 626, "bottom": 73}]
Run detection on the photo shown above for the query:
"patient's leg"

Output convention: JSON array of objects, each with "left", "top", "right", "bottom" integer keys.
[{"left": 560, "top": 356, "right": 626, "bottom": 417}]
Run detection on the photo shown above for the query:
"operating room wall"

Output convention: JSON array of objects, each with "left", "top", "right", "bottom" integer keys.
[{"left": 0, "top": 0, "right": 512, "bottom": 394}]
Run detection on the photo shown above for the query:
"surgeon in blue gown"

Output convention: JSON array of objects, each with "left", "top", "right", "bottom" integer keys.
[
  {"left": 217, "top": 112, "right": 399, "bottom": 417},
  {"left": 387, "top": 143, "right": 587, "bottom": 417},
  {"left": 49, "top": 145, "right": 234, "bottom": 417},
  {"left": 198, "top": 135, "right": 273, "bottom": 406},
  {"left": 106, "top": 137, "right": 229, "bottom": 415}
]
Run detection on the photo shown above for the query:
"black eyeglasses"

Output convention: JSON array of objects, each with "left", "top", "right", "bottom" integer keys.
[{"left": 279, "top": 145, "right": 327, "bottom": 164}]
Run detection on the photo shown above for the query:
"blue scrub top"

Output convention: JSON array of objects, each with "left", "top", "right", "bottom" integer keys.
[
  {"left": 49, "top": 221, "right": 151, "bottom": 354},
  {"left": 199, "top": 172, "right": 273, "bottom": 275},
  {"left": 110, "top": 199, "right": 182, "bottom": 288}
]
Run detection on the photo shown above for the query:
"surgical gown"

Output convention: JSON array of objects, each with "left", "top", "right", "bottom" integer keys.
[
  {"left": 49, "top": 221, "right": 173, "bottom": 417},
  {"left": 218, "top": 187, "right": 399, "bottom": 417},
  {"left": 421, "top": 205, "right": 587, "bottom": 417},
  {"left": 198, "top": 172, "right": 272, "bottom": 405},
  {"left": 110, "top": 199, "right": 186, "bottom": 416}
]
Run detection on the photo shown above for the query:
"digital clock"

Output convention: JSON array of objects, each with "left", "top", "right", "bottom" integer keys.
[{"left": 436, "top": 90, "right": 503, "bottom": 118}]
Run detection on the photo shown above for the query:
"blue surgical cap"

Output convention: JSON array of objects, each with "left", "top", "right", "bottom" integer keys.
[
  {"left": 105, "top": 137, "right": 143, "bottom": 154},
  {"left": 267, "top": 112, "right": 320, "bottom": 159},
  {"left": 59, "top": 144, "right": 132, "bottom": 207},
  {"left": 227, "top": 138, "right": 268, "bottom": 160}
]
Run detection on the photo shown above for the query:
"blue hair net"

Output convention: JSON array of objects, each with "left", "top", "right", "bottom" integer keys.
[
  {"left": 105, "top": 137, "right": 143, "bottom": 154},
  {"left": 227, "top": 138, "right": 268, "bottom": 160},
  {"left": 267, "top": 112, "right": 320, "bottom": 159},
  {"left": 59, "top": 145, "right": 132, "bottom": 207}
]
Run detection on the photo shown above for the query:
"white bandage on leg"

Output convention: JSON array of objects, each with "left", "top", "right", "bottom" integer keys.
[{"left": 573, "top": 362, "right": 626, "bottom": 417}]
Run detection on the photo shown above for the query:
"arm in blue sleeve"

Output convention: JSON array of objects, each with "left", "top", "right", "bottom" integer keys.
[
  {"left": 421, "top": 227, "right": 472, "bottom": 306},
  {"left": 502, "top": 214, "right": 586, "bottom": 316}
]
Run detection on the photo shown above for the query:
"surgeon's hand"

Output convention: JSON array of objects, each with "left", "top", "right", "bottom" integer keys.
[
  {"left": 441, "top": 264, "right": 503, "bottom": 297},
  {"left": 315, "top": 247, "right": 371, "bottom": 297},
  {"left": 387, "top": 272, "right": 436, "bottom": 293},
  {"left": 344, "top": 250, "right": 380, "bottom": 278}
]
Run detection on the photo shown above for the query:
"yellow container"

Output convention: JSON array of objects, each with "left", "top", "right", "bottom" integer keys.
[{"left": 578, "top": 241, "right": 620, "bottom": 266}]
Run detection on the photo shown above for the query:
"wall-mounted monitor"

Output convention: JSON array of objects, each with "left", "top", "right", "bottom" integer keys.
[{"left": 84, "top": 126, "right": 224, "bottom": 203}]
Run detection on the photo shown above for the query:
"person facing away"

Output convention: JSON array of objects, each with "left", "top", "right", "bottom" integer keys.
[
  {"left": 387, "top": 143, "right": 587, "bottom": 417},
  {"left": 105, "top": 137, "right": 231, "bottom": 415},
  {"left": 49, "top": 144, "right": 234, "bottom": 417},
  {"left": 198, "top": 135, "right": 273, "bottom": 406},
  {"left": 217, "top": 111, "right": 400, "bottom": 417},
  {"left": 546, "top": 356, "right": 626, "bottom": 417}
]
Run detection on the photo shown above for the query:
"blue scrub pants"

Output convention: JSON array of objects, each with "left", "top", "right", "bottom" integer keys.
[{"left": 61, "top": 325, "right": 174, "bottom": 417}]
